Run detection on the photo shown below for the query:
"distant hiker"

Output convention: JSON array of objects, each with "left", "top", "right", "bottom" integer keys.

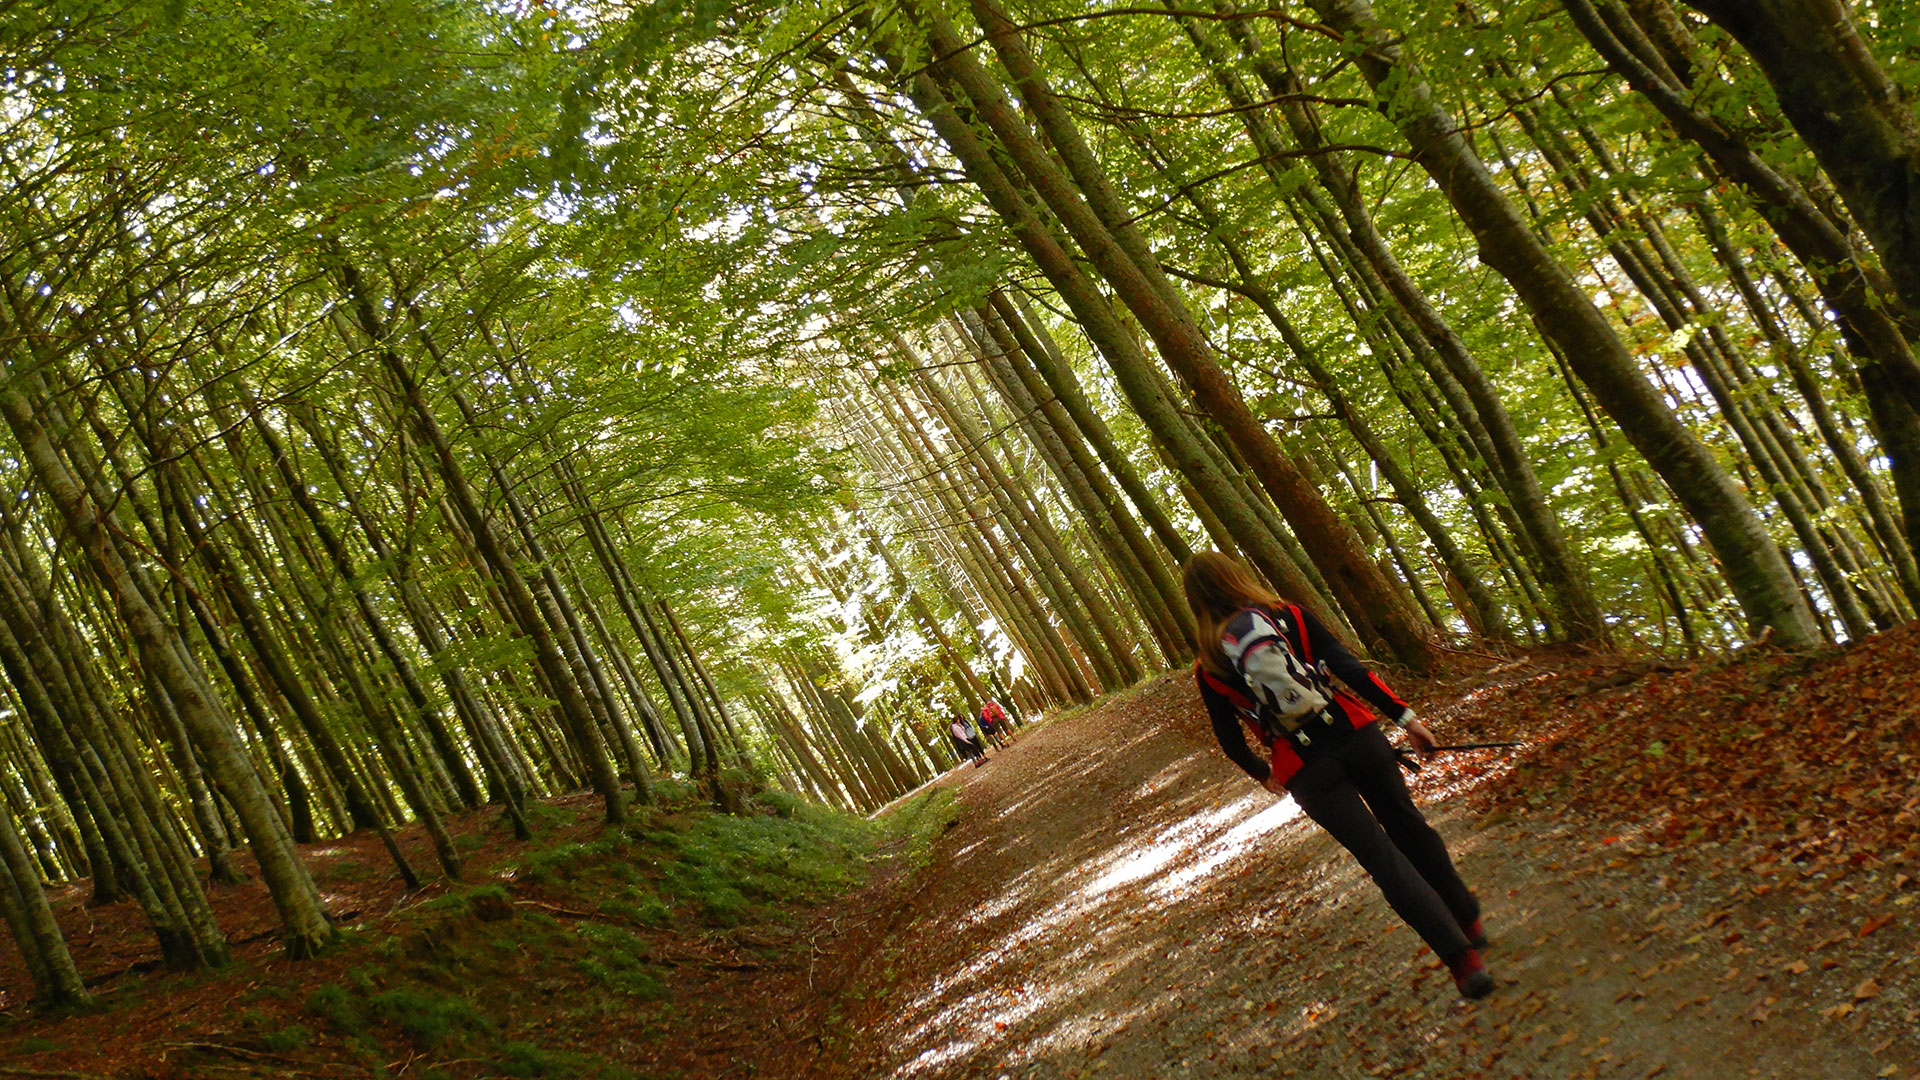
[
  {"left": 1183, "top": 552, "right": 1494, "bottom": 1000},
  {"left": 949, "top": 717, "right": 988, "bottom": 767},
  {"left": 978, "top": 700, "right": 1012, "bottom": 748}
]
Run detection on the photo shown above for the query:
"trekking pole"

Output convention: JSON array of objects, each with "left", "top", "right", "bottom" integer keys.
[{"left": 1394, "top": 741, "right": 1525, "bottom": 773}]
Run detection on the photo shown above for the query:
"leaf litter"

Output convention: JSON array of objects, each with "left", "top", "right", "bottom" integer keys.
[
  {"left": 3, "top": 629, "right": 1914, "bottom": 1079},
  {"left": 763, "top": 626, "right": 1920, "bottom": 1080}
]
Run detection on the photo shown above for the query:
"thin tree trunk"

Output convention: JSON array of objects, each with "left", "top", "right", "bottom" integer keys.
[
  {"left": 1201, "top": 7, "right": 1596, "bottom": 640},
  {"left": 0, "top": 804, "right": 91, "bottom": 1007},
  {"left": 924, "top": 0, "right": 1436, "bottom": 668},
  {"left": 0, "top": 377, "right": 335, "bottom": 958},
  {"left": 873, "top": 57, "right": 1329, "bottom": 634},
  {"left": 330, "top": 257, "right": 626, "bottom": 824},
  {"left": 1303, "top": 0, "right": 1821, "bottom": 649}
]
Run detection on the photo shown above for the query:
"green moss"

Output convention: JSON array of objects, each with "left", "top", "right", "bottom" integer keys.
[
  {"left": 305, "top": 985, "right": 363, "bottom": 1033},
  {"left": 412, "top": 891, "right": 472, "bottom": 915},
  {"left": 260, "top": 788, "right": 945, "bottom": 1077},
  {"left": 419, "top": 883, "right": 517, "bottom": 923},
  {"left": 520, "top": 802, "right": 580, "bottom": 831},
  {"left": 258, "top": 1024, "right": 313, "bottom": 1053},
  {"left": 517, "top": 835, "right": 629, "bottom": 885},
  {"left": 575, "top": 957, "right": 669, "bottom": 1000},
  {"left": 570, "top": 923, "right": 670, "bottom": 1000},
  {"left": 366, "top": 986, "right": 489, "bottom": 1049},
  {"left": 320, "top": 857, "right": 371, "bottom": 883},
  {"left": 649, "top": 777, "right": 699, "bottom": 804},
  {"left": 885, "top": 788, "right": 962, "bottom": 871},
  {"left": 518, "top": 910, "right": 562, "bottom": 933},
  {"left": 346, "top": 964, "right": 382, "bottom": 993},
  {"left": 755, "top": 788, "right": 806, "bottom": 818},
  {"left": 650, "top": 800, "right": 882, "bottom": 923},
  {"left": 496, "top": 1039, "right": 609, "bottom": 1077},
  {"left": 465, "top": 883, "right": 511, "bottom": 905},
  {"left": 598, "top": 894, "right": 672, "bottom": 928}
]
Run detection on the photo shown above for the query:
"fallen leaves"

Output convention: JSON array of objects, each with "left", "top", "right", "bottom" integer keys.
[
  {"left": 717, "top": 642, "right": 1920, "bottom": 1079},
  {"left": 1416, "top": 633, "right": 1920, "bottom": 1072},
  {"left": 1857, "top": 914, "right": 1894, "bottom": 938}
]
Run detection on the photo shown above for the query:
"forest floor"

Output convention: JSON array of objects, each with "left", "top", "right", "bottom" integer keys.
[
  {"left": 2, "top": 627, "right": 1917, "bottom": 1079},
  {"left": 0, "top": 776, "right": 959, "bottom": 1079},
  {"left": 761, "top": 627, "right": 1920, "bottom": 1080}
]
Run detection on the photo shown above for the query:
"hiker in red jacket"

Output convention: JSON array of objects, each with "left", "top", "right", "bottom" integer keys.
[
  {"left": 1183, "top": 551, "right": 1494, "bottom": 999},
  {"left": 978, "top": 700, "right": 1012, "bottom": 748}
]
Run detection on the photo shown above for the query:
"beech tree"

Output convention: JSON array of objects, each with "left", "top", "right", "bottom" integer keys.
[{"left": 4, "top": 0, "right": 1919, "bottom": 995}]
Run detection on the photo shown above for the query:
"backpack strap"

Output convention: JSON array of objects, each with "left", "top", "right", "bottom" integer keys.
[
  {"left": 1196, "top": 661, "right": 1256, "bottom": 712},
  {"left": 1286, "top": 603, "right": 1311, "bottom": 663},
  {"left": 1282, "top": 603, "right": 1381, "bottom": 730},
  {"left": 1196, "top": 660, "right": 1280, "bottom": 748}
]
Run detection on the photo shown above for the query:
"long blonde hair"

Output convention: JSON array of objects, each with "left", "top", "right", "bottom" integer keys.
[{"left": 1182, "top": 551, "right": 1281, "bottom": 676}]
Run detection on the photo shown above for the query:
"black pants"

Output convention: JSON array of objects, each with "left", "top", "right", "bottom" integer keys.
[
  {"left": 1288, "top": 724, "right": 1480, "bottom": 959},
  {"left": 951, "top": 736, "right": 985, "bottom": 763}
]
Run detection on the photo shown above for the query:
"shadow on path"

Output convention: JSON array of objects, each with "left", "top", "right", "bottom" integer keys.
[{"left": 820, "top": 671, "right": 1905, "bottom": 1080}]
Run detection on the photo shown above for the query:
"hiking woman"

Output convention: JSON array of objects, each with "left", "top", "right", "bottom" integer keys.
[
  {"left": 1183, "top": 552, "right": 1494, "bottom": 999},
  {"left": 949, "top": 717, "right": 988, "bottom": 768}
]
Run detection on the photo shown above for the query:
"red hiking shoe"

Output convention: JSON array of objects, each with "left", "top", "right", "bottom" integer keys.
[
  {"left": 1464, "top": 917, "right": 1489, "bottom": 951},
  {"left": 1447, "top": 947, "right": 1494, "bottom": 999}
]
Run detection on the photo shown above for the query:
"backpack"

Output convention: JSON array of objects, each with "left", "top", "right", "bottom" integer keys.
[{"left": 1207, "top": 604, "right": 1340, "bottom": 746}]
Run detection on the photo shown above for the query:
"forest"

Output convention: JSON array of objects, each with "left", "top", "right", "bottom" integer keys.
[{"left": 1, "top": 0, "right": 1917, "bottom": 1076}]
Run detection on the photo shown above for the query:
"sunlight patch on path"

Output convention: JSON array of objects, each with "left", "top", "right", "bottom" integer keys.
[
  {"left": 1085, "top": 792, "right": 1298, "bottom": 899},
  {"left": 1150, "top": 795, "right": 1302, "bottom": 898},
  {"left": 886, "top": 776, "right": 1309, "bottom": 1078}
]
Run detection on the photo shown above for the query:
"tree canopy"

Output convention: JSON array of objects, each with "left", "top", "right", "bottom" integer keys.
[{"left": 3, "top": 0, "right": 1918, "bottom": 997}]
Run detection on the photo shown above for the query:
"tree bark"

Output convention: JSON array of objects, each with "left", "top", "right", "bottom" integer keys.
[
  {"left": 1304, "top": 0, "right": 1822, "bottom": 649},
  {"left": 1680, "top": 0, "right": 1920, "bottom": 376},
  {"left": 0, "top": 377, "right": 335, "bottom": 958},
  {"left": 331, "top": 256, "right": 627, "bottom": 824},
  {"left": 923, "top": 0, "right": 1436, "bottom": 669}
]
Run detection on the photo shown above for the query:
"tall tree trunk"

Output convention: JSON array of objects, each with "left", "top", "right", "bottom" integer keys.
[
  {"left": 963, "top": 305, "right": 1191, "bottom": 660},
  {"left": 0, "top": 377, "right": 335, "bottom": 958},
  {"left": 870, "top": 379, "right": 1098, "bottom": 699},
  {"left": 1001, "top": 292, "right": 1196, "bottom": 570},
  {"left": 1302, "top": 0, "right": 1821, "bottom": 649},
  {"left": 0, "top": 804, "right": 91, "bottom": 1007},
  {"left": 911, "top": 343, "right": 1145, "bottom": 686},
  {"left": 920, "top": 0, "right": 1436, "bottom": 669},
  {"left": 1678, "top": 0, "right": 1920, "bottom": 378},
  {"left": 330, "top": 256, "right": 627, "bottom": 824},
  {"left": 157, "top": 444, "right": 421, "bottom": 882},
  {"left": 1202, "top": 7, "right": 1598, "bottom": 641},
  {"left": 872, "top": 54, "right": 1330, "bottom": 634}
]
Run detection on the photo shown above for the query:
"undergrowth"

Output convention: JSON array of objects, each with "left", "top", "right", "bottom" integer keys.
[{"left": 151, "top": 784, "right": 956, "bottom": 1079}]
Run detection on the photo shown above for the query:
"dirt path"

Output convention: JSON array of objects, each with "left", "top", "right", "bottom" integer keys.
[{"left": 804, "top": 665, "right": 1917, "bottom": 1080}]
